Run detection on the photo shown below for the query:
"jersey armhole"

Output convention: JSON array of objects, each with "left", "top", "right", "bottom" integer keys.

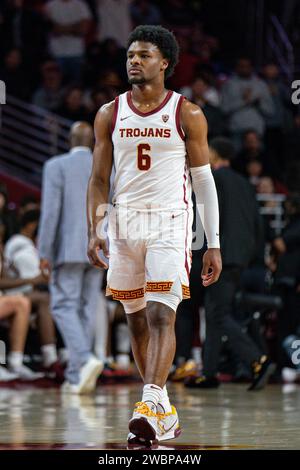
[
  {"left": 175, "top": 95, "right": 186, "bottom": 141},
  {"left": 111, "top": 96, "right": 119, "bottom": 135}
]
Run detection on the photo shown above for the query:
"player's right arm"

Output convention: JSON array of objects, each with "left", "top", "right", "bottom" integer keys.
[{"left": 87, "top": 101, "right": 114, "bottom": 269}]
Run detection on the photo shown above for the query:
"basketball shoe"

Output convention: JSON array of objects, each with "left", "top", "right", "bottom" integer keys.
[
  {"left": 128, "top": 401, "right": 158, "bottom": 441},
  {"left": 127, "top": 404, "right": 181, "bottom": 445}
]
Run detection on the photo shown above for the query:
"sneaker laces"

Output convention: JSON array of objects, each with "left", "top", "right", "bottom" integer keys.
[
  {"left": 157, "top": 409, "right": 172, "bottom": 421},
  {"left": 134, "top": 402, "right": 157, "bottom": 418}
]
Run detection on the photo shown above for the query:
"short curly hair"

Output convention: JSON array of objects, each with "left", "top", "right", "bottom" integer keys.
[{"left": 127, "top": 25, "right": 179, "bottom": 79}]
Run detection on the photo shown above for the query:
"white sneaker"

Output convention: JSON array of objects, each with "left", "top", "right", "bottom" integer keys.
[
  {"left": 156, "top": 405, "right": 181, "bottom": 441},
  {"left": 0, "top": 366, "right": 18, "bottom": 382},
  {"left": 128, "top": 402, "right": 158, "bottom": 441},
  {"left": 61, "top": 356, "right": 103, "bottom": 395},
  {"left": 10, "top": 365, "right": 44, "bottom": 381},
  {"left": 127, "top": 405, "right": 181, "bottom": 445},
  {"left": 78, "top": 356, "right": 103, "bottom": 394},
  {"left": 61, "top": 381, "right": 81, "bottom": 394}
]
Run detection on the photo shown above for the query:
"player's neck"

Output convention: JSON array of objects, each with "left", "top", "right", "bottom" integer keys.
[{"left": 131, "top": 82, "right": 167, "bottom": 107}]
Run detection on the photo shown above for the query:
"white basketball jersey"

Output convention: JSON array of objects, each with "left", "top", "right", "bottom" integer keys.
[{"left": 111, "top": 90, "right": 192, "bottom": 210}]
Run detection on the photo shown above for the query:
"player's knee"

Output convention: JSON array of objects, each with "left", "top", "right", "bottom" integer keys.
[
  {"left": 147, "top": 298, "right": 177, "bottom": 329},
  {"left": 121, "top": 297, "right": 146, "bottom": 314}
]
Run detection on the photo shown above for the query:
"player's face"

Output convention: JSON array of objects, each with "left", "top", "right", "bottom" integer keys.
[{"left": 126, "top": 41, "right": 168, "bottom": 84}]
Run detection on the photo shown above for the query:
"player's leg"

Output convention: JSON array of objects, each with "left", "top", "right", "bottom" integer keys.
[
  {"left": 126, "top": 308, "right": 148, "bottom": 379},
  {"left": 144, "top": 301, "right": 176, "bottom": 387},
  {"left": 128, "top": 292, "right": 181, "bottom": 442},
  {"left": 128, "top": 210, "right": 191, "bottom": 442}
]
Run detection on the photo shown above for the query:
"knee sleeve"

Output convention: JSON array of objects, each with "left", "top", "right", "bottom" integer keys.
[{"left": 121, "top": 297, "right": 147, "bottom": 314}]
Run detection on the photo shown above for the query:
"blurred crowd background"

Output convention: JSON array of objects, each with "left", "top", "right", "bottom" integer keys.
[{"left": 0, "top": 0, "right": 300, "bottom": 388}]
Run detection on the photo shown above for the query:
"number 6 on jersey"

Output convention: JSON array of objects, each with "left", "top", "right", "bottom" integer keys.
[{"left": 137, "top": 143, "right": 151, "bottom": 171}]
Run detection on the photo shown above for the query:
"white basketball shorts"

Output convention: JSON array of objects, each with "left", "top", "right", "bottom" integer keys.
[{"left": 106, "top": 206, "right": 193, "bottom": 304}]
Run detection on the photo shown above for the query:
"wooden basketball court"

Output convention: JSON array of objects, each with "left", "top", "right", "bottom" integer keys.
[{"left": 0, "top": 382, "right": 299, "bottom": 450}]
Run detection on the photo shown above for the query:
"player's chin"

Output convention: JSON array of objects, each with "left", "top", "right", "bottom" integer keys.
[{"left": 128, "top": 76, "right": 146, "bottom": 85}]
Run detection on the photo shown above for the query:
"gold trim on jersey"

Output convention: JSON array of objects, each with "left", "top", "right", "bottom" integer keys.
[
  {"left": 146, "top": 281, "right": 173, "bottom": 292},
  {"left": 182, "top": 284, "right": 190, "bottom": 299}
]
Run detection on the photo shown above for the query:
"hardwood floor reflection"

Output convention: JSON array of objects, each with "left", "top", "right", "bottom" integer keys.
[{"left": 0, "top": 383, "right": 299, "bottom": 449}]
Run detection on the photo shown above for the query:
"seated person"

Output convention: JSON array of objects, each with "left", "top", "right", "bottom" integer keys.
[
  {"left": 4, "top": 210, "right": 63, "bottom": 380},
  {"left": 0, "top": 235, "right": 45, "bottom": 380}
]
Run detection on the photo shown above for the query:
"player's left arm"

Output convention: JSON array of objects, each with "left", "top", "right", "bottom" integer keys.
[{"left": 181, "top": 100, "right": 222, "bottom": 286}]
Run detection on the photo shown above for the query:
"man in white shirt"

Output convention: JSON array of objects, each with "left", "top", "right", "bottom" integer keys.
[{"left": 45, "top": 0, "right": 92, "bottom": 81}]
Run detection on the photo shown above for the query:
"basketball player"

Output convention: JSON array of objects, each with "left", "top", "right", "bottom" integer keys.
[{"left": 87, "top": 25, "right": 222, "bottom": 444}]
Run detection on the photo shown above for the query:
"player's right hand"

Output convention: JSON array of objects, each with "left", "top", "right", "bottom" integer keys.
[{"left": 87, "top": 235, "right": 109, "bottom": 269}]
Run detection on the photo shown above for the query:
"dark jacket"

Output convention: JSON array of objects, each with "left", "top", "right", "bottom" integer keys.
[{"left": 213, "top": 166, "right": 264, "bottom": 268}]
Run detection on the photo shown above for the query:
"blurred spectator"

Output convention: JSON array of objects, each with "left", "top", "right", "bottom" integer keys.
[
  {"left": 96, "top": 0, "right": 132, "bottom": 47},
  {"left": 82, "top": 41, "right": 102, "bottom": 88},
  {"left": 0, "top": 0, "right": 47, "bottom": 71},
  {"left": 82, "top": 40, "right": 127, "bottom": 90},
  {"left": 55, "top": 85, "right": 88, "bottom": 122},
  {"left": 0, "top": 294, "right": 38, "bottom": 381},
  {"left": 221, "top": 57, "right": 274, "bottom": 149},
  {"left": 32, "top": 60, "right": 64, "bottom": 111},
  {"left": 0, "top": 184, "right": 18, "bottom": 243},
  {"left": 130, "top": 0, "right": 162, "bottom": 27},
  {"left": 169, "top": 34, "right": 199, "bottom": 89},
  {"left": 185, "top": 137, "right": 273, "bottom": 391},
  {"left": 190, "top": 24, "right": 219, "bottom": 65},
  {"left": 97, "top": 39, "right": 127, "bottom": 84},
  {"left": 255, "top": 176, "right": 280, "bottom": 245},
  {"left": 233, "top": 130, "right": 266, "bottom": 176},
  {"left": 0, "top": 48, "right": 31, "bottom": 100},
  {"left": 257, "top": 176, "right": 278, "bottom": 206},
  {"left": 44, "top": 0, "right": 92, "bottom": 82},
  {"left": 285, "top": 160, "right": 300, "bottom": 194},
  {"left": 95, "top": 69, "right": 124, "bottom": 99},
  {"left": 86, "top": 87, "right": 111, "bottom": 124},
  {"left": 5, "top": 210, "right": 41, "bottom": 294},
  {"left": 245, "top": 159, "right": 264, "bottom": 187},
  {"left": 285, "top": 114, "right": 300, "bottom": 163},
  {"left": 181, "top": 74, "right": 220, "bottom": 107},
  {"left": 0, "top": 231, "right": 45, "bottom": 381},
  {"left": 161, "top": 0, "right": 193, "bottom": 26},
  {"left": 181, "top": 76, "right": 224, "bottom": 139},
  {"left": 272, "top": 193, "right": 300, "bottom": 369},
  {"left": 38, "top": 122, "right": 103, "bottom": 393},
  {"left": 4, "top": 210, "right": 62, "bottom": 378},
  {"left": 261, "top": 63, "right": 292, "bottom": 177},
  {"left": 19, "top": 195, "right": 40, "bottom": 217}
]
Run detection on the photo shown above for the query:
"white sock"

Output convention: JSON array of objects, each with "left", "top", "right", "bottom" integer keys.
[
  {"left": 141, "top": 384, "right": 162, "bottom": 412},
  {"left": 41, "top": 344, "right": 58, "bottom": 368},
  {"left": 157, "top": 385, "right": 172, "bottom": 413},
  {"left": 8, "top": 351, "right": 23, "bottom": 371}
]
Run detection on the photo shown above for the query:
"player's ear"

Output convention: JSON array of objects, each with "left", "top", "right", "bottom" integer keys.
[{"left": 161, "top": 59, "right": 169, "bottom": 72}]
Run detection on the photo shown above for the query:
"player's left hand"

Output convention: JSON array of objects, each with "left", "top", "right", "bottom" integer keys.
[{"left": 201, "top": 248, "right": 222, "bottom": 287}]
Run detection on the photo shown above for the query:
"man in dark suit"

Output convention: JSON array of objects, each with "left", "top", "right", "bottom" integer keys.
[{"left": 185, "top": 137, "right": 275, "bottom": 390}]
